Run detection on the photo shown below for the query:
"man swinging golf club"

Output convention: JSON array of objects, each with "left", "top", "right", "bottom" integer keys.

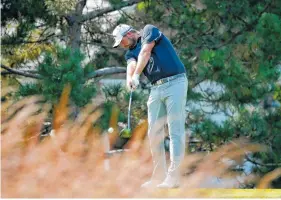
[{"left": 112, "top": 24, "right": 188, "bottom": 188}]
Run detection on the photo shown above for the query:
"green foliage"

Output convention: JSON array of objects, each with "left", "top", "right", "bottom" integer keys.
[
  {"left": 257, "top": 13, "right": 281, "bottom": 60},
  {"left": 137, "top": 1, "right": 150, "bottom": 11},
  {"left": 1, "top": 0, "right": 57, "bottom": 68},
  {"left": 17, "top": 47, "right": 96, "bottom": 107},
  {"left": 98, "top": 83, "right": 148, "bottom": 130},
  {"left": 17, "top": 83, "right": 43, "bottom": 97},
  {"left": 1, "top": 0, "right": 56, "bottom": 25},
  {"left": 234, "top": 107, "right": 281, "bottom": 175},
  {"left": 97, "top": 101, "right": 122, "bottom": 130},
  {"left": 273, "top": 84, "right": 281, "bottom": 102},
  {"left": 91, "top": 51, "right": 111, "bottom": 70},
  {"left": 108, "top": 0, "right": 124, "bottom": 6},
  {"left": 1, "top": 0, "right": 57, "bottom": 48},
  {"left": 102, "top": 83, "right": 123, "bottom": 100},
  {"left": 45, "top": 0, "right": 76, "bottom": 16}
]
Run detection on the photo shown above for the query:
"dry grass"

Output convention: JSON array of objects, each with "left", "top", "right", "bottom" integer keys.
[{"left": 1, "top": 89, "right": 280, "bottom": 198}]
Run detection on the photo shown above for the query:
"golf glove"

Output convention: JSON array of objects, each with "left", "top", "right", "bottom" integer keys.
[
  {"left": 126, "top": 78, "right": 133, "bottom": 90},
  {"left": 131, "top": 74, "right": 140, "bottom": 90}
]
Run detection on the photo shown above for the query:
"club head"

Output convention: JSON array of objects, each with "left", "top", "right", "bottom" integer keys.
[{"left": 119, "top": 128, "right": 132, "bottom": 138}]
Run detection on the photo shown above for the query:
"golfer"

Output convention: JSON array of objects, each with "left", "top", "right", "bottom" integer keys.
[{"left": 112, "top": 24, "right": 188, "bottom": 188}]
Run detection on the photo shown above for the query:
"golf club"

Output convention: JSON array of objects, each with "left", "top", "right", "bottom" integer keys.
[{"left": 119, "top": 90, "right": 133, "bottom": 138}]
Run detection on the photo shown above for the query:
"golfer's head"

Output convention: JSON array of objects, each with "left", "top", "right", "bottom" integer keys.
[{"left": 112, "top": 24, "right": 137, "bottom": 49}]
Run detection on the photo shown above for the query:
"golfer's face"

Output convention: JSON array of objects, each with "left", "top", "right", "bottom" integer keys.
[{"left": 120, "top": 35, "right": 133, "bottom": 49}]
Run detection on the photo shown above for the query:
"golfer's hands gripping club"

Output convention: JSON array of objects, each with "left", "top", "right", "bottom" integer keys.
[{"left": 127, "top": 74, "right": 140, "bottom": 90}]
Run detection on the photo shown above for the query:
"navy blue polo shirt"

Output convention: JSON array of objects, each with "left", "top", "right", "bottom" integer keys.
[{"left": 125, "top": 24, "right": 186, "bottom": 83}]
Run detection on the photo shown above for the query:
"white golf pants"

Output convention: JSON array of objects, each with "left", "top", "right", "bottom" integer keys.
[{"left": 147, "top": 73, "right": 188, "bottom": 182}]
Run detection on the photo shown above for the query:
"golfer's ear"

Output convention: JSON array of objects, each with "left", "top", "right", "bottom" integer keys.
[{"left": 141, "top": 41, "right": 155, "bottom": 53}]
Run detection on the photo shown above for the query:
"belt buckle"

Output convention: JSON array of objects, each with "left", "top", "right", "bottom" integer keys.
[{"left": 158, "top": 79, "right": 164, "bottom": 85}]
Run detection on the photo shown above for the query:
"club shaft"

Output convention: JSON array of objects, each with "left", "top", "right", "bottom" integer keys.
[{"left": 128, "top": 90, "right": 133, "bottom": 130}]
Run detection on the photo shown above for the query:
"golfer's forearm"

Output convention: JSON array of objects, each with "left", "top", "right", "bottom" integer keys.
[
  {"left": 134, "top": 51, "right": 150, "bottom": 75},
  {"left": 127, "top": 66, "right": 135, "bottom": 79},
  {"left": 127, "top": 61, "right": 136, "bottom": 79}
]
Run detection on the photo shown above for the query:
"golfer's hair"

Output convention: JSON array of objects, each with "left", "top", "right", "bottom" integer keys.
[{"left": 129, "top": 29, "right": 139, "bottom": 34}]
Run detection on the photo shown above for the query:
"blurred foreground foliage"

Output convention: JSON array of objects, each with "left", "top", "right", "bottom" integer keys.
[
  {"left": 100, "top": 83, "right": 148, "bottom": 130},
  {"left": 2, "top": 92, "right": 281, "bottom": 198}
]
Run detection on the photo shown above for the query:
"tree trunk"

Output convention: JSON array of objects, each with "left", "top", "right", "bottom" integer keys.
[
  {"left": 66, "top": 0, "right": 87, "bottom": 50},
  {"left": 68, "top": 18, "right": 82, "bottom": 50},
  {"left": 67, "top": 0, "right": 143, "bottom": 50}
]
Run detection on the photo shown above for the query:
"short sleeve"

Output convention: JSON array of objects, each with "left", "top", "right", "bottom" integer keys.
[
  {"left": 141, "top": 24, "right": 162, "bottom": 45},
  {"left": 125, "top": 51, "right": 136, "bottom": 64}
]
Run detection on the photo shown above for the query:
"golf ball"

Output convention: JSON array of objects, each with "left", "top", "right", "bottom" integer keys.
[{"left": 108, "top": 127, "right": 114, "bottom": 133}]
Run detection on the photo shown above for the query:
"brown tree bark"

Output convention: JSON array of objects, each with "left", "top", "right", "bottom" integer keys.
[
  {"left": 1, "top": 64, "right": 126, "bottom": 79},
  {"left": 66, "top": 0, "right": 143, "bottom": 50}
]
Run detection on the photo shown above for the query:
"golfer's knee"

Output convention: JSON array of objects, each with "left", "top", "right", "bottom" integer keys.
[{"left": 169, "top": 133, "right": 185, "bottom": 148}]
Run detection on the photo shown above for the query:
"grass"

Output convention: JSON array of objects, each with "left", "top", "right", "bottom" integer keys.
[{"left": 1, "top": 87, "right": 281, "bottom": 198}]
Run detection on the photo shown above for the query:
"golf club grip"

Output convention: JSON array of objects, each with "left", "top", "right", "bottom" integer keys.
[{"left": 128, "top": 90, "right": 133, "bottom": 130}]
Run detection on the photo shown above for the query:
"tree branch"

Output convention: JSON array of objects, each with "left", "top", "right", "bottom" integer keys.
[
  {"left": 1, "top": 64, "right": 42, "bottom": 79},
  {"left": 1, "top": 64, "right": 126, "bottom": 79},
  {"left": 1, "top": 33, "right": 56, "bottom": 46},
  {"left": 87, "top": 67, "right": 126, "bottom": 79},
  {"left": 245, "top": 154, "right": 281, "bottom": 167},
  {"left": 80, "top": 0, "right": 143, "bottom": 23},
  {"left": 81, "top": 40, "right": 113, "bottom": 48},
  {"left": 212, "top": 30, "right": 244, "bottom": 50},
  {"left": 211, "top": 1, "right": 272, "bottom": 50}
]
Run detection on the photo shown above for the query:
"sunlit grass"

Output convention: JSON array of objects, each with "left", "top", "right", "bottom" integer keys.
[{"left": 1, "top": 87, "right": 281, "bottom": 198}]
